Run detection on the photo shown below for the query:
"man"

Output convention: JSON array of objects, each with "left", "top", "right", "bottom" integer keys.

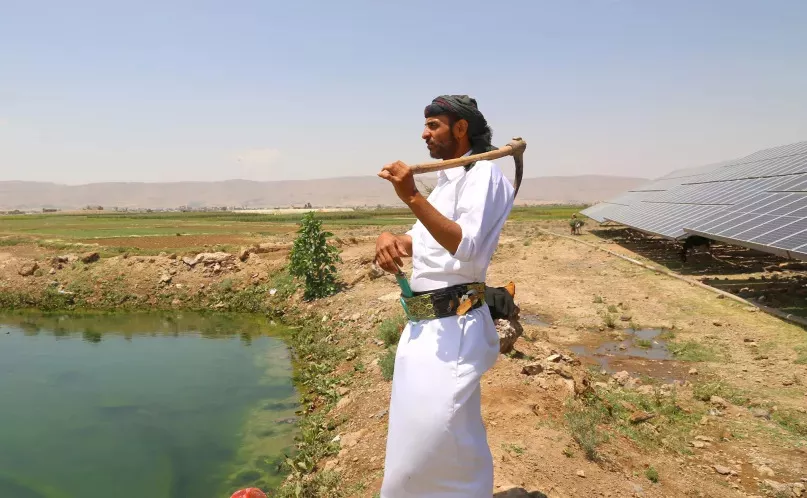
[{"left": 375, "top": 95, "right": 516, "bottom": 497}]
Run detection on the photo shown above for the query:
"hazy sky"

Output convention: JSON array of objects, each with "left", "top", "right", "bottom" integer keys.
[{"left": 2, "top": 0, "right": 806, "bottom": 185}]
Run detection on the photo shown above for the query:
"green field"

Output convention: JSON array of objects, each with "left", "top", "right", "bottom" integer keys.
[{"left": 0, "top": 205, "right": 587, "bottom": 254}]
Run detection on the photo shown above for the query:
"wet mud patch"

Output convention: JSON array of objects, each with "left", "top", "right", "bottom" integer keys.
[
  {"left": 568, "top": 328, "right": 692, "bottom": 382},
  {"left": 520, "top": 313, "right": 551, "bottom": 327}
]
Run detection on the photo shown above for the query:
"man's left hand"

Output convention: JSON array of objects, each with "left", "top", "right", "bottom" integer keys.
[{"left": 378, "top": 161, "right": 419, "bottom": 205}]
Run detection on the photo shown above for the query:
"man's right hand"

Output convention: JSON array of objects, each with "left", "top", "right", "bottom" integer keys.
[{"left": 375, "top": 232, "right": 412, "bottom": 274}]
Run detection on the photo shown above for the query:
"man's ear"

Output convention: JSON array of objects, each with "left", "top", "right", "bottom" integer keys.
[{"left": 452, "top": 119, "right": 468, "bottom": 140}]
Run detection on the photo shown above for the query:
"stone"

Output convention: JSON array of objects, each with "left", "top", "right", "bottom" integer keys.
[
  {"left": 80, "top": 252, "right": 100, "bottom": 264},
  {"left": 18, "top": 262, "right": 38, "bottom": 277},
  {"left": 689, "top": 368, "right": 698, "bottom": 375},
  {"left": 238, "top": 247, "right": 251, "bottom": 262},
  {"left": 613, "top": 371, "right": 632, "bottom": 386},
  {"left": 551, "top": 365, "right": 574, "bottom": 379},
  {"left": 750, "top": 408, "right": 771, "bottom": 419},
  {"left": 690, "top": 441, "right": 710, "bottom": 449},
  {"left": 546, "top": 354, "right": 562, "bottom": 363},
  {"left": 629, "top": 411, "right": 655, "bottom": 424},
  {"left": 521, "top": 363, "right": 544, "bottom": 376},
  {"left": 710, "top": 396, "right": 729, "bottom": 409},
  {"left": 496, "top": 318, "right": 523, "bottom": 354},
  {"left": 762, "top": 480, "right": 791, "bottom": 497},
  {"left": 48, "top": 268, "right": 56, "bottom": 275},
  {"left": 756, "top": 465, "right": 775, "bottom": 477},
  {"left": 713, "top": 465, "right": 732, "bottom": 475},
  {"left": 340, "top": 429, "right": 366, "bottom": 448},
  {"left": 336, "top": 396, "right": 352, "bottom": 410},
  {"left": 576, "top": 470, "right": 586, "bottom": 478},
  {"left": 159, "top": 274, "right": 172, "bottom": 284},
  {"left": 695, "top": 436, "right": 715, "bottom": 442}
]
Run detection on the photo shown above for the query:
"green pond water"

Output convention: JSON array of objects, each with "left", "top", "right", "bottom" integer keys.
[{"left": 0, "top": 311, "right": 299, "bottom": 498}]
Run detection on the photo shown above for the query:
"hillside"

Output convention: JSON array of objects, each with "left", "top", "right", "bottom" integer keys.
[{"left": 0, "top": 175, "right": 646, "bottom": 210}]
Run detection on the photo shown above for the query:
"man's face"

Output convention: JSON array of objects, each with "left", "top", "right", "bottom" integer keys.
[{"left": 422, "top": 115, "right": 458, "bottom": 159}]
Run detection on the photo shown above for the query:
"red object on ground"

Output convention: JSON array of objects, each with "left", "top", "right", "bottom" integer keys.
[{"left": 230, "top": 488, "right": 267, "bottom": 498}]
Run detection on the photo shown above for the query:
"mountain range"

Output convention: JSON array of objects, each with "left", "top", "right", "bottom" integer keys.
[{"left": 0, "top": 175, "right": 646, "bottom": 210}]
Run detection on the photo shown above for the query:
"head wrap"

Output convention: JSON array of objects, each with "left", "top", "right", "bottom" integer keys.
[{"left": 424, "top": 95, "right": 495, "bottom": 155}]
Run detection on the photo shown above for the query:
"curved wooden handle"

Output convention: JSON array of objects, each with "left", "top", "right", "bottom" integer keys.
[{"left": 409, "top": 137, "right": 526, "bottom": 175}]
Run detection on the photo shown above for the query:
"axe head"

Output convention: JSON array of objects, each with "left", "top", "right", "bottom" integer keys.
[{"left": 506, "top": 137, "right": 526, "bottom": 196}]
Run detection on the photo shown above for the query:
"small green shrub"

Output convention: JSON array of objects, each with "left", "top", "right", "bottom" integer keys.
[
  {"left": 593, "top": 295, "right": 604, "bottom": 304},
  {"left": 607, "top": 304, "right": 618, "bottom": 313},
  {"left": 289, "top": 211, "right": 341, "bottom": 300},
  {"left": 645, "top": 466, "right": 659, "bottom": 483},
  {"left": 377, "top": 314, "right": 406, "bottom": 347},
  {"left": 604, "top": 314, "right": 616, "bottom": 329}
]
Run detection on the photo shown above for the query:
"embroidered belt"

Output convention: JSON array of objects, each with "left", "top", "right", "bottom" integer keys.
[{"left": 400, "top": 283, "right": 486, "bottom": 321}]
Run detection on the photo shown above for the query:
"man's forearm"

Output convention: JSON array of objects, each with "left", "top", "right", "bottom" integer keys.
[{"left": 406, "top": 192, "right": 462, "bottom": 254}]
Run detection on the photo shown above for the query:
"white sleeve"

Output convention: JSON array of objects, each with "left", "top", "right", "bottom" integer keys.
[{"left": 452, "top": 163, "right": 512, "bottom": 262}]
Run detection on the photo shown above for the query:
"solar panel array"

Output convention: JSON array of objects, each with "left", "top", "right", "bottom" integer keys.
[{"left": 581, "top": 140, "right": 807, "bottom": 260}]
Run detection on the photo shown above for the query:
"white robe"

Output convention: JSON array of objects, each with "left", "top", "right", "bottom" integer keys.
[{"left": 381, "top": 158, "right": 515, "bottom": 498}]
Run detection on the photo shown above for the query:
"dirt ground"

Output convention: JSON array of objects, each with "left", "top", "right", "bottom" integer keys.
[{"left": 1, "top": 219, "right": 806, "bottom": 497}]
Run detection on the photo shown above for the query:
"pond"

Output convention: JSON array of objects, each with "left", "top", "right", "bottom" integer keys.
[{"left": 0, "top": 311, "right": 298, "bottom": 498}]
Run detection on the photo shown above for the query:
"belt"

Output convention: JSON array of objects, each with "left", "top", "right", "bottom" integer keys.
[{"left": 400, "top": 282, "right": 486, "bottom": 321}]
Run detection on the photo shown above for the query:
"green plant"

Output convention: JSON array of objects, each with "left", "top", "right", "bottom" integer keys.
[
  {"left": 607, "top": 304, "right": 618, "bottom": 313},
  {"left": 565, "top": 396, "right": 607, "bottom": 461},
  {"left": 377, "top": 314, "right": 406, "bottom": 347},
  {"left": 380, "top": 346, "right": 397, "bottom": 381},
  {"left": 795, "top": 346, "right": 807, "bottom": 365},
  {"left": 645, "top": 466, "right": 659, "bottom": 483},
  {"left": 635, "top": 339, "right": 652, "bottom": 349},
  {"left": 288, "top": 211, "right": 342, "bottom": 300},
  {"left": 668, "top": 341, "right": 718, "bottom": 362},
  {"left": 692, "top": 381, "right": 749, "bottom": 406},
  {"left": 502, "top": 443, "right": 525, "bottom": 455},
  {"left": 603, "top": 314, "right": 616, "bottom": 329},
  {"left": 593, "top": 295, "right": 604, "bottom": 304}
]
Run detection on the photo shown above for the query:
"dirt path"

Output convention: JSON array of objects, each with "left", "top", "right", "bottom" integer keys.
[{"left": 306, "top": 222, "right": 807, "bottom": 497}]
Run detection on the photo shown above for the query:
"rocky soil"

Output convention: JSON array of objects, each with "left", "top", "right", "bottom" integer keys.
[{"left": 1, "top": 221, "right": 806, "bottom": 497}]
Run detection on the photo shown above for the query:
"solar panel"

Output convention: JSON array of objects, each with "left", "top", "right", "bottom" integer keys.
[{"left": 580, "top": 140, "right": 807, "bottom": 260}]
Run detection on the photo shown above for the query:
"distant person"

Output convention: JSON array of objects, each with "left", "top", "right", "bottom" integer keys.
[
  {"left": 374, "top": 94, "right": 516, "bottom": 497},
  {"left": 569, "top": 214, "right": 584, "bottom": 235}
]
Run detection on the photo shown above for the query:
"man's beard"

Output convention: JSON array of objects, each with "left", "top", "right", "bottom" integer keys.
[{"left": 426, "top": 134, "right": 459, "bottom": 160}]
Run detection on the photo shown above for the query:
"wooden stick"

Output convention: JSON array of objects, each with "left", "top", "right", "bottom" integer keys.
[{"left": 409, "top": 137, "right": 526, "bottom": 175}]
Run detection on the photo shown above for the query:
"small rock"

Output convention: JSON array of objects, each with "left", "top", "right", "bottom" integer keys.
[
  {"left": 550, "top": 364, "right": 574, "bottom": 379},
  {"left": 744, "top": 338, "right": 756, "bottom": 343},
  {"left": 546, "top": 354, "right": 562, "bottom": 363},
  {"left": 613, "top": 371, "right": 632, "bottom": 386},
  {"left": 48, "top": 268, "right": 56, "bottom": 275},
  {"left": 750, "top": 408, "right": 771, "bottom": 419},
  {"left": 337, "top": 387, "right": 350, "bottom": 396},
  {"left": 712, "top": 320, "right": 722, "bottom": 326},
  {"left": 757, "top": 465, "right": 775, "bottom": 477},
  {"left": 695, "top": 435, "right": 715, "bottom": 442},
  {"left": 713, "top": 465, "right": 732, "bottom": 475},
  {"left": 688, "top": 368, "right": 698, "bottom": 375},
  {"left": 159, "top": 274, "right": 173, "bottom": 284},
  {"left": 620, "top": 315, "right": 632, "bottom": 321},
  {"left": 18, "top": 262, "right": 38, "bottom": 277},
  {"left": 521, "top": 363, "right": 544, "bottom": 376},
  {"left": 690, "top": 440, "right": 711, "bottom": 449},
  {"left": 171, "top": 298, "right": 181, "bottom": 306},
  {"left": 762, "top": 480, "right": 789, "bottom": 496},
  {"left": 80, "top": 252, "right": 100, "bottom": 264},
  {"left": 629, "top": 411, "right": 655, "bottom": 424},
  {"left": 351, "top": 313, "right": 361, "bottom": 321},
  {"left": 710, "top": 396, "right": 729, "bottom": 409},
  {"left": 372, "top": 409, "right": 388, "bottom": 419},
  {"left": 576, "top": 470, "right": 585, "bottom": 478},
  {"left": 269, "top": 288, "right": 277, "bottom": 296}
]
